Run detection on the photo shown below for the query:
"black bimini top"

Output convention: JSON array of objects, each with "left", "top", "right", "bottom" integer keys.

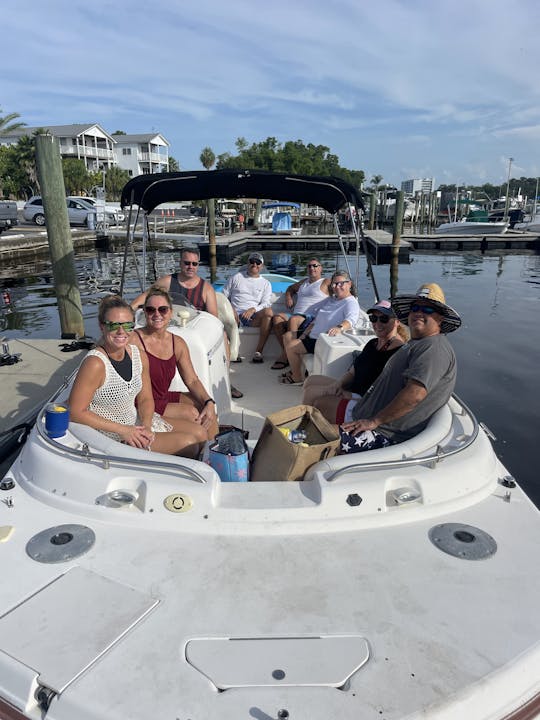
[{"left": 120, "top": 169, "right": 364, "bottom": 215}]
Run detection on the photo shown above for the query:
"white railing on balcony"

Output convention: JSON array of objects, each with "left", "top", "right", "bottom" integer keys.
[{"left": 139, "top": 151, "right": 168, "bottom": 163}]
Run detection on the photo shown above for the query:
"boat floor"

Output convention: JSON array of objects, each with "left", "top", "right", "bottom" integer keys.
[{"left": 226, "top": 338, "right": 305, "bottom": 437}]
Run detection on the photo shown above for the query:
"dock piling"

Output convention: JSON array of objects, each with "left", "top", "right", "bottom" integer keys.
[{"left": 35, "top": 134, "right": 84, "bottom": 338}]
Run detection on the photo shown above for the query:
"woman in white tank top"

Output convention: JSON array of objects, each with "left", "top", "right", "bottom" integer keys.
[{"left": 69, "top": 296, "right": 208, "bottom": 458}]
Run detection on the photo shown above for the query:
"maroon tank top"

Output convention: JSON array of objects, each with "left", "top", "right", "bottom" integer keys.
[
  {"left": 169, "top": 274, "right": 206, "bottom": 310},
  {"left": 135, "top": 331, "right": 180, "bottom": 414}
]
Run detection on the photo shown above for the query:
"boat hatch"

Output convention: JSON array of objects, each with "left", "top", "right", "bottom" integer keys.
[
  {"left": 0, "top": 567, "right": 158, "bottom": 694},
  {"left": 185, "top": 635, "right": 369, "bottom": 689}
]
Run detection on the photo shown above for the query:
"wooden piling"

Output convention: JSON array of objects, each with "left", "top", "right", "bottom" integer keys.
[
  {"left": 34, "top": 134, "right": 85, "bottom": 338},
  {"left": 369, "top": 193, "right": 376, "bottom": 230},
  {"left": 390, "top": 191, "right": 405, "bottom": 297},
  {"left": 207, "top": 198, "right": 217, "bottom": 283}
]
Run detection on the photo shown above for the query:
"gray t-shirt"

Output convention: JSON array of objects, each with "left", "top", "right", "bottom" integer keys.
[{"left": 351, "top": 333, "right": 456, "bottom": 443}]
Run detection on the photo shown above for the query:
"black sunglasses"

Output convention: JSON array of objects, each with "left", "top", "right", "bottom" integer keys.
[
  {"left": 307, "top": 263, "right": 320, "bottom": 269},
  {"left": 144, "top": 305, "right": 170, "bottom": 316},
  {"left": 182, "top": 260, "right": 199, "bottom": 266},
  {"left": 249, "top": 259, "right": 262, "bottom": 265},
  {"left": 368, "top": 313, "right": 390, "bottom": 324},
  {"left": 410, "top": 304, "right": 436, "bottom": 315}
]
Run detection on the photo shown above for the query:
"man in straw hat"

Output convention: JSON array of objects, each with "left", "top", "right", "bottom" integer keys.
[{"left": 340, "top": 283, "right": 461, "bottom": 453}]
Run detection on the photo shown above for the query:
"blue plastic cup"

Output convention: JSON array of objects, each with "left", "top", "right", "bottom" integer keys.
[{"left": 45, "top": 403, "right": 70, "bottom": 438}]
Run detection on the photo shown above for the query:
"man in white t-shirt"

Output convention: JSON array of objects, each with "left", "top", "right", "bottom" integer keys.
[
  {"left": 271, "top": 257, "right": 331, "bottom": 370},
  {"left": 222, "top": 252, "right": 273, "bottom": 363}
]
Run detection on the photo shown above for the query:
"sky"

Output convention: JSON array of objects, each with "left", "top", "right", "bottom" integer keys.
[{"left": 3, "top": 0, "right": 540, "bottom": 189}]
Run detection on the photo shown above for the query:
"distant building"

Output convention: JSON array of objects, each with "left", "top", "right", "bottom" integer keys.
[
  {"left": 0, "top": 124, "right": 170, "bottom": 176},
  {"left": 0, "top": 124, "right": 117, "bottom": 171},
  {"left": 401, "top": 178, "right": 435, "bottom": 195},
  {"left": 112, "top": 133, "right": 170, "bottom": 176}
]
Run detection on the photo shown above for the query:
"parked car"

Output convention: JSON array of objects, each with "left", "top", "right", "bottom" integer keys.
[
  {"left": 69, "top": 196, "right": 125, "bottom": 224},
  {"left": 23, "top": 196, "right": 97, "bottom": 227},
  {"left": 0, "top": 201, "right": 18, "bottom": 233}
]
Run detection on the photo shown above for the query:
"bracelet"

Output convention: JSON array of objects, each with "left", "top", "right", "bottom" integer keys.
[{"left": 203, "top": 398, "right": 216, "bottom": 408}]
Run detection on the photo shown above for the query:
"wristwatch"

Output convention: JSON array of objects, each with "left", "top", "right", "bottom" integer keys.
[
  {"left": 337, "top": 324, "right": 344, "bottom": 329},
  {"left": 203, "top": 398, "right": 216, "bottom": 408}
]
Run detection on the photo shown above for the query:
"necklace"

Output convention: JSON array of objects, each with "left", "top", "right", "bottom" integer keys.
[{"left": 377, "top": 337, "right": 394, "bottom": 352}]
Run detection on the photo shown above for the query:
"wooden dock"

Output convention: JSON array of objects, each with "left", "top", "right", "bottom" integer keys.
[{"left": 0, "top": 339, "right": 86, "bottom": 471}]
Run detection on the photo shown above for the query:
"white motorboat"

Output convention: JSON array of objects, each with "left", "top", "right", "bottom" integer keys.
[
  {"left": 435, "top": 219, "right": 509, "bottom": 235},
  {"left": 514, "top": 212, "right": 540, "bottom": 233},
  {"left": 1, "top": 170, "right": 539, "bottom": 720}
]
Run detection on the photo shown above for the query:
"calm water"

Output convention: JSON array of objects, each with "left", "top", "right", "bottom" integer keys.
[{"left": 1, "top": 247, "right": 539, "bottom": 506}]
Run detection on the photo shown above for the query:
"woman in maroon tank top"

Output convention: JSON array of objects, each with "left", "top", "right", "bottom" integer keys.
[{"left": 130, "top": 287, "right": 218, "bottom": 439}]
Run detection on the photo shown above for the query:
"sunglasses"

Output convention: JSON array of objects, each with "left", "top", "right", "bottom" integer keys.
[
  {"left": 331, "top": 280, "right": 350, "bottom": 287},
  {"left": 249, "top": 259, "right": 262, "bottom": 265},
  {"left": 368, "top": 313, "right": 390, "bottom": 324},
  {"left": 182, "top": 260, "right": 199, "bottom": 267},
  {"left": 144, "top": 305, "right": 170, "bottom": 316},
  {"left": 410, "top": 304, "right": 437, "bottom": 315},
  {"left": 307, "top": 263, "right": 320, "bottom": 269},
  {"left": 103, "top": 321, "right": 135, "bottom": 332}
]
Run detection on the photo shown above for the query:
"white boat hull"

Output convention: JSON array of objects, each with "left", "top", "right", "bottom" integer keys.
[
  {"left": 436, "top": 221, "right": 508, "bottom": 235},
  {"left": 1, "top": 303, "right": 540, "bottom": 720}
]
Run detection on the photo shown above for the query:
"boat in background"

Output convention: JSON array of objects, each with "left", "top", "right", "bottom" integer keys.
[
  {"left": 436, "top": 218, "right": 509, "bottom": 234},
  {"left": 257, "top": 201, "right": 302, "bottom": 235},
  {"left": 514, "top": 212, "right": 540, "bottom": 233},
  {"left": 0, "top": 170, "right": 539, "bottom": 720}
]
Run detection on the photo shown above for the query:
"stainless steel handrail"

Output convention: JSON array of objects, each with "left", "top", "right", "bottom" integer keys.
[
  {"left": 325, "top": 395, "right": 480, "bottom": 483},
  {"left": 35, "top": 406, "right": 208, "bottom": 485}
]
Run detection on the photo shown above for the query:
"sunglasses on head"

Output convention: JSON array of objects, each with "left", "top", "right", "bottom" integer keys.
[
  {"left": 249, "top": 259, "right": 262, "bottom": 265},
  {"left": 410, "top": 303, "right": 437, "bottom": 315},
  {"left": 144, "top": 305, "right": 170, "bottom": 316},
  {"left": 182, "top": 260, "right": 199, "bottom": 267},
  {"left": 331, "top": 280, "right": 350, "bottom": 288},
  {"left": 307, "top": 263, "right": 320, "bottom": 269},
  {"left": 368, "top": 313, "right": 390, "bottom": 324},
  {"left": 103, "top": 321, "right": 135, "bottom": 332}
]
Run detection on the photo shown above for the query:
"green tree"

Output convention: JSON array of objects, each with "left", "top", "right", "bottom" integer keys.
[
  {"left": 62, "top": 158, "right": 91, "bottom": 195},
  {"left": 199, "top": 147, "right": 215, "bottom": 170},
  {"left": 214, "top": 136, "right": 363, "bottom": 188},
  {"left": 0, "top": 108, "right": 25, "bottom": 136},
  {"left": 168, "top": 156, "right": 180, "bottom": 172},
  {"left": 104, "top": 165, "right": 130, "bottom": 200},
  {"left": 112, "top": 130, "right": 126, "bottom": 135}
]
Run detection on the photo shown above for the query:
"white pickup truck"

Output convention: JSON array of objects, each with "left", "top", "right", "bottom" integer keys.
[{"left": 0, "top": 201, "right": 18, "bottom": 233}]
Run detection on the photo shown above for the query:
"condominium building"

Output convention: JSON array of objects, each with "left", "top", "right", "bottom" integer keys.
[
  {"left": 401, "top": 178, "right": 435, "bottom": 195},
  {"left": 0, "top": 124, "right": 170, "bottom": 176}
]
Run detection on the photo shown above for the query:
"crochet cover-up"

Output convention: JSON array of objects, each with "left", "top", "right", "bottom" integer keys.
[{"left": 87, "top": 345, "right": 171, "bottom": 440}]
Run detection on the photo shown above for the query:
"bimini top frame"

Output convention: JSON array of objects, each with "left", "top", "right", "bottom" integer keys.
[{"left": 120, "top": 169, "right": 365, "bottom": 215}]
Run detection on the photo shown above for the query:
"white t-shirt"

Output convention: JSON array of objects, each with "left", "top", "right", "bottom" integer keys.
[
  {"left": 222, "top": 270, "right": 272, "bottom": 313},
  {"left": 309, "top": 295, "right": 364, "bottom": 338}
]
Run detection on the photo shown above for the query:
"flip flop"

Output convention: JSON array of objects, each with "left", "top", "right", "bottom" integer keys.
[
  {"left": 279, "top": 373, "right": 303, "bottom": 386},
  {"left": 252, "top": 352, "right": 264, "bottom": 363},
  {"left": 231, "top": 385, "right": 244, "bottom": 399},
  {"left": 271, "top": 360, "right": 289, "bottom": 370}
]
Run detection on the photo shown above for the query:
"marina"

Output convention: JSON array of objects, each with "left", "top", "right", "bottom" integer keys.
[{"left": 0, "top": 171, "right": 539, "bottom": 720}]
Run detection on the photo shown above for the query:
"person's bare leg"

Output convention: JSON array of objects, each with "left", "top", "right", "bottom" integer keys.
[
  {"left": 302, "top": 375, "right": 336, "bottom": 405},
  {"left": 251, "top": 308, "right": 274, "bottom": 354},
  {"left": 151, "top": 422, "right": 207, "bottom": 458},
  {"left": 283, "top": 332, "right": 307, "bottom": 382}
]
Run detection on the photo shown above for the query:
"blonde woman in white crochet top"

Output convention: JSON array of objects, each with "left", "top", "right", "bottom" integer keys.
[{"left": 69, "top": 296, "right": 208, "bottom": 458}]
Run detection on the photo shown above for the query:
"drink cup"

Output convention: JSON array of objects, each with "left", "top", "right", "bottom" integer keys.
[{"left": 45, "top": 404, "right": 70, "bottom": 438}]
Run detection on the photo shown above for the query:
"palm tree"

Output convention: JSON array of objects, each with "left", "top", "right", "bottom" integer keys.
[
  {"left": 199, "top": 147, "right": 215, "bottom": 170},
  {"left": 200, "top": 147, "right": 216, "bottom": 280},
  {"left": 0, "top": 108, "right": 26, "bottom": 136}
]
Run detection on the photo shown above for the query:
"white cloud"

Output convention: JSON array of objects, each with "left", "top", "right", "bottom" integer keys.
[{"left": 2, "top": 0, "right": 539, "bottom": 184}]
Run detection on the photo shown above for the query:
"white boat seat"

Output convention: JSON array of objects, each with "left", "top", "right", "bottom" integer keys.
[{"left": 307, "top": 404, "right": 453, "bottom": 476}]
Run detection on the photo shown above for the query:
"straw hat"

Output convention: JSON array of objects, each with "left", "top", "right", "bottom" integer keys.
[{"left": 390, "top": 283, "right": 461, "bottom": 334}]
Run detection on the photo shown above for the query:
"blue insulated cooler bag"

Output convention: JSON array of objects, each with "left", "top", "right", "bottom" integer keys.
[{"left": 209, "top": 428, "right": 250, "bottom": 482}]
